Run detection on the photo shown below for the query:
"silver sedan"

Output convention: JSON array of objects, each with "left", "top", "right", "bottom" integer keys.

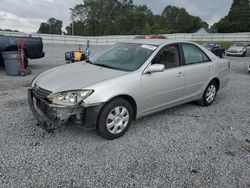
[{"left": 28, "top": 40, "right": 230, "bottom": 139}]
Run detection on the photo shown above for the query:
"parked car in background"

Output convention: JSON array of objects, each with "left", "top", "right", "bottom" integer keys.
[
  {"left": 28, "top": 40, "right": 230, "bottom": 139},
  {"left": 203, "top": 42, "right": 225, "bottom": 58},
  {"left": 134, "top": 35, "right": 167, "bottom": 39},
  {"left": 226, "top": 42, "right": 250, "bottom": 57},
  {"left": 0, "top": 34, "right": 45, "bottom": 67}
]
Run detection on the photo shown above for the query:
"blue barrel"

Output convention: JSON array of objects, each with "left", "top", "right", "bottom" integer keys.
[
  {"left": 2, "top": 51, "right": 20, "bottom": 76},
  {"left": 65, "top": 51, "right": 74, "bottom": 61}
]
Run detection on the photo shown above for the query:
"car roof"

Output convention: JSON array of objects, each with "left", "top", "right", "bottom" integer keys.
[{"left": 123, "top": 39, "right": 193, "bottom": 46}]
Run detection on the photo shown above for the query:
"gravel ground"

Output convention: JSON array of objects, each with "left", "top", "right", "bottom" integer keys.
[{"left": 0, "top": 44, "right": 249, "bottom": 188}]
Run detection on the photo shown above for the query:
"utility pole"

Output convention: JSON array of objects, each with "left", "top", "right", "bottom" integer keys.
[
  {"left": 71, "top": 16, "right": 74, "bottom": 36},
  {"left": 69, "top": 8, "right": 75, "bottom": 36}
]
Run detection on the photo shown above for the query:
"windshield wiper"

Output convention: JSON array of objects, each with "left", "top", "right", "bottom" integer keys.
[
  {"left": 87, "top": 61, "right": 124, "bottom": 71},
  {"left": 85, "top": 59, "right": 93, "bottom": 64},
  {"left": 95, "top": 64, "right": 117, "bottom": 70}
]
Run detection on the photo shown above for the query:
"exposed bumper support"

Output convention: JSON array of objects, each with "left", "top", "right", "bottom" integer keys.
[{"left": 28, "top": 88, "right": 102, "bottom": 131}]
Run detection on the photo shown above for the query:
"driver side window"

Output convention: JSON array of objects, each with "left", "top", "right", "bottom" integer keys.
[{"left": 152, "top": 45, "right": 180, "bottom": 69}]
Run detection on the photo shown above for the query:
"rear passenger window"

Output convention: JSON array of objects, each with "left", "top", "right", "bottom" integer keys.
[{"left": 182, "top": 44, "right": 210, "bottom": 65}]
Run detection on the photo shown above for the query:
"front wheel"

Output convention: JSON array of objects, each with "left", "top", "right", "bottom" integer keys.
[
  {"left": 197, "top": 81, "right": 217, "bottom": 106},
  {"left": 97, "top": 98, "right": 133, "bottom": 140},
  {"left": 220, "top": 52, "right": 225, "bottom": 58}
]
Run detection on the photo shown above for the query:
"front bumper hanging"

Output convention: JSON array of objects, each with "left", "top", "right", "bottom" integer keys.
[{"left": 28, "top": 88, "right": 102, "bottom": 131}]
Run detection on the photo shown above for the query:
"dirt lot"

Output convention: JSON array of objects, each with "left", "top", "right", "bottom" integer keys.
[{"left": 0, "top": 44, "right": 249, "bottom": 188}]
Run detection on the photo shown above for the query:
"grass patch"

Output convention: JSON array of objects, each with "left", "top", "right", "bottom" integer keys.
[{"left": 193, "top": 41, "right": 236, "bottom": 49}]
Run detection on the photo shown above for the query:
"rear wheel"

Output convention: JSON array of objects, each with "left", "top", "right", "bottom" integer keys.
[
  {"left": 24, "top": 54, "right": 28, "bottom": 68},
  {"left": 197, "top": 80, "right": 217, "bottom": 106},
  {"left": 242, "top": 51, "right": 246, "bottom": 57},
  {"left": 97, "top": 98, "right": 133, "bottom": 140},
  {"left": 19, "top": 70, "right": 27, "bottom": 76}
]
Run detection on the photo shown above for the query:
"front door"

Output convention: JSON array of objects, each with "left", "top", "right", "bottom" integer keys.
[{"left": 141, "top": 44, "right": 185, "bottom": 114}]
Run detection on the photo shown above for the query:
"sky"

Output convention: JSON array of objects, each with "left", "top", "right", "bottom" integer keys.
[{"left": 0, "top": 0, "right": 233, "bottom": 33}]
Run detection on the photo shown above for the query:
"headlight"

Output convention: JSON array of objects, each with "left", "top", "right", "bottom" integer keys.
[
  {"left": 48, "top": 90, "right": 94, "bottom": 106},
  {"left": 240, "top": 48, "right": 246, "bottom": 52}
]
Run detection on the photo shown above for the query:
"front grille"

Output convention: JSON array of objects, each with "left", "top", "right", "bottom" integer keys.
[
  {"left": 36, "top": 98, "right": 55, "bottom": 120},
  {"left": 33, "top": 84, "right": 52, "bottom": 99}
]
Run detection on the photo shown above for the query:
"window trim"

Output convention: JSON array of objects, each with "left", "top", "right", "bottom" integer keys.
[
  {"left": 181, "top": 43, "right": 211, "bottom": 66},
  {"left": 151, "top": 43, "right": 182, "bottom": 70}
]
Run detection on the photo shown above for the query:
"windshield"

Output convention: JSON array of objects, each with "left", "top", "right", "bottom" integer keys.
[
  {"left": 234, "top": 42, "right": 247, "bottom": 47},
  {"left": 90, "top": 43, "right": 157, "bottom": 71},
  {"left": 203, "top": 43, "right": 215, "bottom": 48}
]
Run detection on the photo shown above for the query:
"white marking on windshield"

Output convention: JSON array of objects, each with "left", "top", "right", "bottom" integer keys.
[{"left": 141, "top": 44, "right": 157, "bottom": 51}]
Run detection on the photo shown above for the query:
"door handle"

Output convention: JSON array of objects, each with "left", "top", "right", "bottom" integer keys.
[
  {"left": 208, "top": 66, "right": 213, "bottom": 70},
  {"left": 177, "top": 72, "right": 183, "bottom": 77}
]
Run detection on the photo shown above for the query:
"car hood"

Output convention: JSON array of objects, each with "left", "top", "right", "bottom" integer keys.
[
  {"left": 228, "top": 46, "right": 245, "bottom": 51},
  {"left": 34, "top": 62, "right": 128, "bottom": 93}
]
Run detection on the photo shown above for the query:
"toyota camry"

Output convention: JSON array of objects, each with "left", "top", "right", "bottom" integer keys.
[{"left": 28, "top": 40, "right": 230, "bottom": 139}]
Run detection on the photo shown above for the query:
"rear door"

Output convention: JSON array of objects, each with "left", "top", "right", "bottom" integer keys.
[{"left": 181, "top": 43, "right": 213, "bottom": 99}]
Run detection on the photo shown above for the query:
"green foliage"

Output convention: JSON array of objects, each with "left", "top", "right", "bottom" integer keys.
[
  {"left": 64, "top": 0, "right": 206, "bottom": 36},
  {"left": 161, "top": 5, "right": 203, "bottom": 33},
  {"left": 65, "top": 21, "right": 85, "bottom": 36},
  {"left": 38, "top": 18, "right": 63, "bottom": 34},
  {"left": 141, "top": 23, "right": 151, "bottom": 35},
  {"left": 212, "top": 0, "right": 250, "bottom": 33}
]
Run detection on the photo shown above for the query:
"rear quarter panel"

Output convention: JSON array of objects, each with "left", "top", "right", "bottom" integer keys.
[{"left": 213, "top": 58, "right": 230, "bottom": 90}]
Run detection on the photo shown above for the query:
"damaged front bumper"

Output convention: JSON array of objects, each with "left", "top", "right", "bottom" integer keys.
[{"left": 28, "top": 88, "right": 103, "bottom": 131}]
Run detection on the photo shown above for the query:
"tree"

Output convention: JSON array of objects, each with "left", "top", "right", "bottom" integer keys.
[
  {"left": 212, "top": 0, "right": 250, "bottom": 32},
  {"left": 141, "top": 22, "right": 151, "bottom": 35},
  {"left": 38, "top": 23, "right": 50, "bottom": 34},
  {"left": 38, "top": 18, "right": 63, "bottom": 34},
  {"left": 65, "top": 21, "right": 85, "bottom": 35},
  {"left": 161, "top": 5, "right": 204, "bottom": 33},
  {"left": 66, "top": 1, "right": 207, "bottom": 36}
]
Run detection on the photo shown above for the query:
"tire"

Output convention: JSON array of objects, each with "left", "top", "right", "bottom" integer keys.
[
  {"left": 242, "top": 51, "right": 246, "bottom": 57},
  {"left": 197, "top": 80, "right": 217, "bottom": 106},
  {"left": 23, "top": 52, "right": 28, "bottom": 68},
  {"left": 97, "top": 98, "right": 133, "bottom": 140},
  {"left": 19, "top": 70, "right": 27, "bottom": 76},
  {"left": 25, "top": 67, "right": 32, "bottom": 75},
  {"left": 220, "top": 52, "right": 225, "bottom": 58}
]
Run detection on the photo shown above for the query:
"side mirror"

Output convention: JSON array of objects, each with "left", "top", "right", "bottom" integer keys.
[{"left": 145, "top": 64, "right": 165, "bottom": 74}]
